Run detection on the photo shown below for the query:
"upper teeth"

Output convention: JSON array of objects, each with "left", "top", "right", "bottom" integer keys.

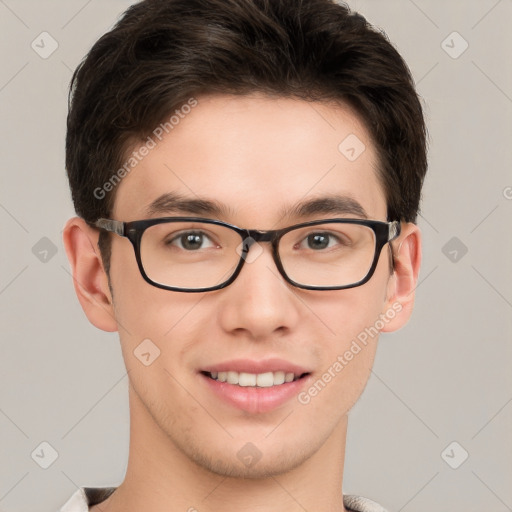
[{"left": 210, "top": 371, "right": 299, "bottom": 387}]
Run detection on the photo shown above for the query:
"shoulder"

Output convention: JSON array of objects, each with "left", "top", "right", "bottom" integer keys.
[
  {"left": 59, "top": 486, "right": 117, "bottom": 511},
  {"left": 344, "top": 494, "right": 389, "bottom": 512}
]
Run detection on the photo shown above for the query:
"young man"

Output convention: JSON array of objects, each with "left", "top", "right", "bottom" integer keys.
[{"left": 60, "top": 0, "right": 426, "bottom": 511}]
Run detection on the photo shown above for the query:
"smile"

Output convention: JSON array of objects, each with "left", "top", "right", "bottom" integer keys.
[{"left": 203, "top": 370, "right": 308, "bottom": 387}]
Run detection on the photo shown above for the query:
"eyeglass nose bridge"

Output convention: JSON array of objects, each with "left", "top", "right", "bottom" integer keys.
[
  {"left": 239, "top": 228, "right": 282, "bottom": 256},
  {"left": 233, "top": 229, "right": 294, "bottom": 290},
  {"left": 244, "top": 228, "right": 280, "bottom": 243}
]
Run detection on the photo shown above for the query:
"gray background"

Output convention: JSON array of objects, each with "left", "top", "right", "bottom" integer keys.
[{"left": 1, "top": 1, "right": 511, "bottom": 511}]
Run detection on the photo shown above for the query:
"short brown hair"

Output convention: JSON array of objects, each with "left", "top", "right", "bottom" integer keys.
[{"left": 66, "top": 0, "right": 428, "bottom": 274}]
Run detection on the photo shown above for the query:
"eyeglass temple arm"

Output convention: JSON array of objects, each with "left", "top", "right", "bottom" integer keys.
[
  {"left": 389, "top": 220, "right": 401, "bottom": 241},
  {"left": 93, "top": 218, "right": 125, "bottom": 236}
]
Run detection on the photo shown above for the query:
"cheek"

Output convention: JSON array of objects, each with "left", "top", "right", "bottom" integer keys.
[
  {"left": 109, "top": 239, "right": 179, "bottom": 335},
  {"left": 310, "top": 259, "right": 390, "bottom": 349},
  {"left": 300, "top": 259, "right": 391, "bottom": 411},
  {"left": 109, "top": 245, "right": 210, "bottom": 381},
  {"left": 108, "top": 244, "right": 172, "bottom": 373}
]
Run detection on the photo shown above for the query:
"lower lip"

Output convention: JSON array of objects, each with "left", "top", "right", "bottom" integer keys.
[{"left": 200, "top": 373, "right": 311, "bottom": 414}]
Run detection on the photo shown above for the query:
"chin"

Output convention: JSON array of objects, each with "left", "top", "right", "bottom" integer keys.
[
  {"left": 182, "top": 437, "right": 317, "bottom": 480},
  {"left": 205, "top": 454, "right": 310, "bottom": 479}
]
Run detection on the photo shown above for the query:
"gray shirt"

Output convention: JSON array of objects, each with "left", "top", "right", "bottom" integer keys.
[{"left": 59, "top": 487, "right": 389, "bottom": 512}]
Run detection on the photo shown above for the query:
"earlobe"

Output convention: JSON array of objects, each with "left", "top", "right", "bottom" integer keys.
[
  {"left": 381, "top": 222, "right": 422, "bottom": 333},
  {"left": 62, "top": 217, "right": 118, "bottom": 332}
]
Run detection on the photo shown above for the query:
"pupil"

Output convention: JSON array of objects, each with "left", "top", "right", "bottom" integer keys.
[{"left": 309, "top": 234, "right": 328, "bottom": 250}]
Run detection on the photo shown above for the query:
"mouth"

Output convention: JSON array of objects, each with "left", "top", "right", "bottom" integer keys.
[
  {"left": 198, "top": 360, "right": 313, "bottom": 414},
  {"left": 201, "top": 370, "right": 310, "bottom": 387}
]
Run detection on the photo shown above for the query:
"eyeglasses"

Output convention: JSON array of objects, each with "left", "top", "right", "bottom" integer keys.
[{"left": 92, "top": 217, "right": 400, "bottom": 293}]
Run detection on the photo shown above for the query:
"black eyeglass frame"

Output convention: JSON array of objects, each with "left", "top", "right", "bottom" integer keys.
[{"left": 91, "top": 217, "right": 401, "bottom": 293}]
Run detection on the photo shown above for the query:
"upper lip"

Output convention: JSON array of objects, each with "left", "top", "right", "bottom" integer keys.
[{"left": 201, "top": 358, "right": 311, "bottom": 375}]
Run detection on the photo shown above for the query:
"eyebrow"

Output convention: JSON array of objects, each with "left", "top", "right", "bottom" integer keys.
[{"left": 144, "top": 191, "right": 368, "bottom": 221}]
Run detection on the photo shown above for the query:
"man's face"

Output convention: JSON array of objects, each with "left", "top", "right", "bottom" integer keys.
[{"left": 108, "top": 93, "right": 395, "bottom": 477}]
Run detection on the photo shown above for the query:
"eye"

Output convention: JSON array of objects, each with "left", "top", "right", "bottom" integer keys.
[
  {"left": 166, "top": 230, "right": 217, "bottom": 251},
  {"left": 297, "top": 231, "right": 351, "bottom": 251}
]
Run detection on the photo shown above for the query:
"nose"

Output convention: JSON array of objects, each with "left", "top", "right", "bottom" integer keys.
[{"left": 216, "top": 239, "right": 300, "bottom": 339}]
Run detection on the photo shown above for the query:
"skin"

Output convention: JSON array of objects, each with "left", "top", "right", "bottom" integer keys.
[{"left": 63, "top": 93, "right": 421, "bottom": 512}]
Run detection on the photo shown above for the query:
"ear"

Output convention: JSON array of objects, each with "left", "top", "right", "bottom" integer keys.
[
  {"left": 381, "top": 222, "right": 422, "bottom": 332},
  {"left": 62, "top": 217, "right": 118, "bottom": 332}
]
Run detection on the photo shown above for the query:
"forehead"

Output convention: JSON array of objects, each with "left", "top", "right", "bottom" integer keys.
[{"left": 113, "top": 93, "right": 387, "bottom": 226}]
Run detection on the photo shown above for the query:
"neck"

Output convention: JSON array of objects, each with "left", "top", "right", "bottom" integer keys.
[{"left": 96, "top": 381, "right": 350, "bottom": 512}]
